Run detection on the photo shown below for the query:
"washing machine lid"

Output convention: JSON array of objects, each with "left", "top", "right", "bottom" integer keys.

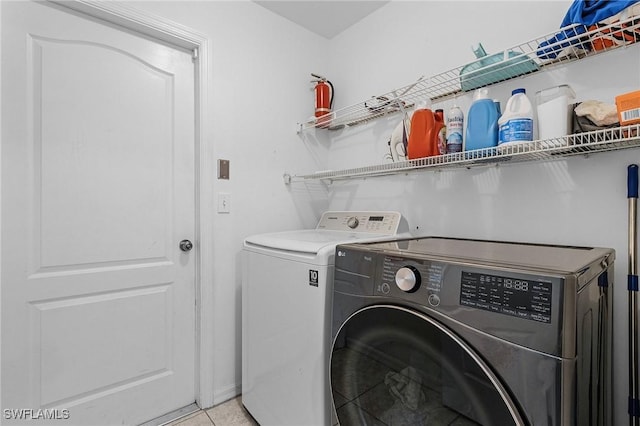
[{"left": 244, "top": 229, "right": 392, "bottom": 256}]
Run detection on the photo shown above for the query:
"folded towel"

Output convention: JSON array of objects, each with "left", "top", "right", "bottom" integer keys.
[{"left": 575, "top": 100, "right": 619, "bottom": 126}]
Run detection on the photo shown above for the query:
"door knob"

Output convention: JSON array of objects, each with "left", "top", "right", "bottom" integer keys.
[{"left": 179, "top": 240, "right": 193, "bottom": 252}]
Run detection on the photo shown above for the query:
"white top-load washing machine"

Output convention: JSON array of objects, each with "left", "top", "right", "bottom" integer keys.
[{"left": 241, "top": 211, "right": 408, "bottom": 426}]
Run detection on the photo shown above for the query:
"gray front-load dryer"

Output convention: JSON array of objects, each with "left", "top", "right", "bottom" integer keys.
[{"left": 330, "top": 237, "right": 613, "bottom": 425}]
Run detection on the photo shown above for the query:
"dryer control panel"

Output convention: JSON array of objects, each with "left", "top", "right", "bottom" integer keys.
[
  {"left": 376, "top": 254, "right": 558, "bottom": 325},
  {"left": 460, "top": 271, "right": 552, "bottom": 323}
]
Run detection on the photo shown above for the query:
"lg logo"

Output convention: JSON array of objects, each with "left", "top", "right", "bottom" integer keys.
[{"left": 337, "top": 250, "right": 346, "bottom": 257}]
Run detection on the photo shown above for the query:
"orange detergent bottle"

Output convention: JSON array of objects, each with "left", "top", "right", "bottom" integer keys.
[{"left": 408, "top": 99, "right": 442, "bottom": 159}]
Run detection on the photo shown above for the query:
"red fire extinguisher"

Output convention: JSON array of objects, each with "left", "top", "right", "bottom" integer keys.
[{"left": 311, "top": 73, "right": 334, "bottom": 128}]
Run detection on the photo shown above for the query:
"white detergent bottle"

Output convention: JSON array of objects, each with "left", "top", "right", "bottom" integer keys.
[{"left": 498, "top": 88, "right": 534, "bottom": 145}]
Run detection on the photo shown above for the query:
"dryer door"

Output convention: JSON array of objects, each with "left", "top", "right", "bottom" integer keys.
[{"left": 330, "top": 305, "right": 525, "bottom": 426}]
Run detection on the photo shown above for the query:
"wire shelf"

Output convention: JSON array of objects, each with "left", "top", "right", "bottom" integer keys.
[
  {"left": 298, "top": 15, "right": 640, "bottom": 132},
  {"left": 285, "top": 125, "right": 640, "bottom": 183}
]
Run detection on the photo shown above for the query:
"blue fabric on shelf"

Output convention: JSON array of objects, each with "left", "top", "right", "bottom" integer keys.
[
  {"left": 561, "top": 0, "right": 639, "bottom": 26},
  {"left": 537, "top": 0, "right": 640, "bottom": 60},
  {"left": 536, "top": 26, "right": 590, "bottom": 60}
]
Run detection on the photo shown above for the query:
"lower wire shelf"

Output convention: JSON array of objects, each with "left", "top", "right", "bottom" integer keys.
[{"left": 285, "top": 124, "right": 640, "bottom": 184}]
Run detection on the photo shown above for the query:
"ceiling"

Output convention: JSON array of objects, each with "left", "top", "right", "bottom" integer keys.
[{"left": 254, "top": 1, "right": 389, "bottom": 39}]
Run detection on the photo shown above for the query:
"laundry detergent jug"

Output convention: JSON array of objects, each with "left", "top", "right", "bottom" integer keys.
[
  {"left": 465, "top": 88, "right": 500, "bottom": 153},
  {"left": 408, "top": 100, "right": 440, "bottom": 159},
  {"left": 499, "top": 88, "right": 534, "bottom": 145}
]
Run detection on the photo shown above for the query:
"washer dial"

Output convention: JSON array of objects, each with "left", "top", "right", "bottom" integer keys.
[
  {"left": 395, "top": 266, "right": 421, "bottom": 292},
  {"left": 347, "top": 217, "right": 359, "bottom": 229}
]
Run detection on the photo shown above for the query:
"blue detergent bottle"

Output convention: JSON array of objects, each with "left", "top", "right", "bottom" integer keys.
[{"left": 465, "top": 88, "right": 500, "bottom": 155}]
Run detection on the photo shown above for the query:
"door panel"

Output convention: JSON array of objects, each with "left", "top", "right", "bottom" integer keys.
[
  {"left": 1, "top": 2, "right": 196, "bottom": 424},
  {"left": 33, "top": 285, "right": 172, "bottom": 407},
  {"left": 33, "top": 36, "right": 174, "bottom": 270}
]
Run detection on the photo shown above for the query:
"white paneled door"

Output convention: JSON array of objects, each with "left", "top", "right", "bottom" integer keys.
[{"left": 1, "top": 1, "right": 196, "bottom": 424}]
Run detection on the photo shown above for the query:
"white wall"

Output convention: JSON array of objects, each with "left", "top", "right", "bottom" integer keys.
[
  {"left": 322, "top": 1, "right": 640, "bottom": 423},
  {"left": 129, "top": 1, "right": 331, "bottom": 405}
]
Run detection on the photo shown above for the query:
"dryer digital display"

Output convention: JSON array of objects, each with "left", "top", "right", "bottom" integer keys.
[{"left": 460, "top": 271, "right": 552, "bottom": 323}]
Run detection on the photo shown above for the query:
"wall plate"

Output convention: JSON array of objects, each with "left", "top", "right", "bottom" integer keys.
[{"left": 218, "top": 159, "right": 229, "bottom": 179}]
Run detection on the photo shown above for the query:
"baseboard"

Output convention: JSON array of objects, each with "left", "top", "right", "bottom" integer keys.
[{"left": 211, "top": 383, "right": 242, "bottom": 407}]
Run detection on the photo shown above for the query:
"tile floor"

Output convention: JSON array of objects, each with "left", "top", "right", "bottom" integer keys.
[{"left": 167, "top": 397, "right": 257, "bottom": 426}]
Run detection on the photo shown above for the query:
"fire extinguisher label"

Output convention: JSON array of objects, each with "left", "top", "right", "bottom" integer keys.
[{"left": 309, "top": 270, "right": 319, "bottom": 287}]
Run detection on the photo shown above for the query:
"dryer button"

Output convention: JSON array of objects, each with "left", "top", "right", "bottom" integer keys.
[
  {"left": 428, "top": 293, "right": 441, "bottom": 307},
  {"left": 381, "top": 282, "right": 391, "bottom": 294}
]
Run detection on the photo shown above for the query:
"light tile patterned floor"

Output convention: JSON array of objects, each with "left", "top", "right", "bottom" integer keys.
[{"left": 168, "top": 397, "right": 257, "bottom": 426}]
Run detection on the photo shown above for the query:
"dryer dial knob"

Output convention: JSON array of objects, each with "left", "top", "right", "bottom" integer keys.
[
  {"left": 347, "top": 217, "right": 359, "bottom": 229},
  {"left": 395, "top": 266, "right": 420, "bottom": 292}
]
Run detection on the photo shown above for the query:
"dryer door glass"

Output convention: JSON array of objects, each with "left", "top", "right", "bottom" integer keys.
[{"left": 330, "top": 305, "right": 524, "bottom": 425}]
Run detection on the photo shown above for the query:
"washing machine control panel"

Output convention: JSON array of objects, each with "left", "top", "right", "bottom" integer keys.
[
  {"left": 376, "top": 255, "right": 555, "bottom": 324},
  {"left": 380, "top": 256, "right": 445, "bottom": 306},
  {"left": 316, "top": 211, "right": 403, "bottom": 234},
  {"left": 459, "top": 271, "right": 552, "bottom": 323}
]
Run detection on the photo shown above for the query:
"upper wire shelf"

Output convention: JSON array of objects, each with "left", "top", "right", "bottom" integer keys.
[
  {"left": 285, "top": 125, "right": 640, "bottom": 183},
  {"left": 297, "top": 15, "right": 640, "bottom": 133}
]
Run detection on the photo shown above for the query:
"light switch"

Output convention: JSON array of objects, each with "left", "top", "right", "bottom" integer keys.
[{"left": 218, "top": 192, "right": 231, "bottom": 213}]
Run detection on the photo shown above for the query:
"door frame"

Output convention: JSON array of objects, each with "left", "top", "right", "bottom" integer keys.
[{"left": 1, "top": 0, "right": 216, "bottom": 410}]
